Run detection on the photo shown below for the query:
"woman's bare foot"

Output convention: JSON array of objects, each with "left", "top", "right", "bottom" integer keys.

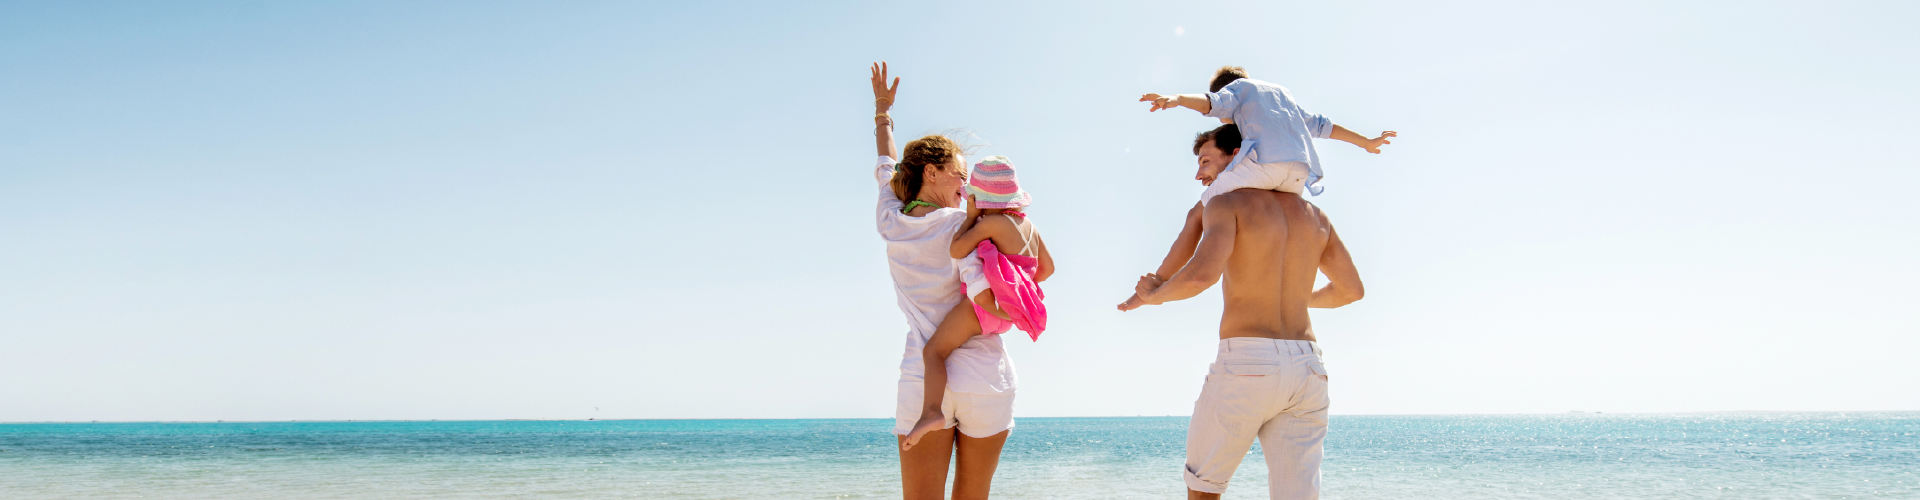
[{"left": 900, "top": 411, "right": 949, "bottom": 451}]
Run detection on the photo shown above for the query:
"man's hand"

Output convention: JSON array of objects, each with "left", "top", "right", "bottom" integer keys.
[
  {"left": 1139, "top": 93, "right": 1180, "bottom": 112},
  {"left": 871, "top": 61, "right": 899, "bottom": 113},
  {"left": 1133, "top": 273, "right": 1168, "bottom": 305},
  {"left": 1361, "top": 131, "right": 1397, "bottom": 154}
]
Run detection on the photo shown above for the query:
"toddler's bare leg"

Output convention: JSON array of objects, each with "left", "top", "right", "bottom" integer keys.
[{"left": 902, "top": 302, "right": 983, "bottom": 450}]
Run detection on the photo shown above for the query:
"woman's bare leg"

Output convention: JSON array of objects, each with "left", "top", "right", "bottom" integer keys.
[
  {"left": 898, "top": 428, "right": 955, "bottom": 500},
  {"left": 951, "top": 429, "right": 1010, "bottom": 500}
]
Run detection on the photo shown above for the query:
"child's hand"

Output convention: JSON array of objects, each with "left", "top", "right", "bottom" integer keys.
[
  {"left": 1139, "top": 93, "right": 1180, "bottom": 112},
  {"left": 965, "top": 194, "right": 980, "bottom": 220},
  {"left": 1362, "top": 131, "right": 1397, "bottom": 154}
]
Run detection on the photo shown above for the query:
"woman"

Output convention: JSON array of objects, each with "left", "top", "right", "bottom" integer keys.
[{"left": 868, "top": 61, "right": 1015, "bottom": 500}]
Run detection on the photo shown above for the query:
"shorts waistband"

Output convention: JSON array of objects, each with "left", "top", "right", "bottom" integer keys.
[{"left": 1218, "top": 337, "right": 1321, "bottom": 357}]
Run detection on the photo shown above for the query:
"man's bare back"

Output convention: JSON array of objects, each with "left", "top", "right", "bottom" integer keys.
[{"left": 1124, "top": 189, "right": 1363, "bottom": 339}]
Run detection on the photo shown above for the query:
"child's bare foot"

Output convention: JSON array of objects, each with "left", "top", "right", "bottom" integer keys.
[
  {"left": 900, "top": 412, "right": 948, "bottom": 451},
  {"left": 1118, "top": 293, "right": 1148, "bottom": 311}
]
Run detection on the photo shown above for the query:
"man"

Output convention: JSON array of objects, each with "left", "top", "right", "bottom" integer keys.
[{"left": 1120, "top": 124, "right": 1365, "bottom": 500}]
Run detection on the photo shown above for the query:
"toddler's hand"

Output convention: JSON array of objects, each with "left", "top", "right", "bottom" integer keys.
[
  {"left": 1363, "top": 131, "right": 1397, "bottom": 154},
  {"left": 1139, "top": 94, "right": 1180, "bottom": 112}
]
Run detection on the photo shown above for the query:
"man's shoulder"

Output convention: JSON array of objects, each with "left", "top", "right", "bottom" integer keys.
[
  {"left": 1208, "top": 189, "right": 1318, "bottom": 217},
  {"left": 1202, "top": 189, "right": 1271, "bottom": 218},
  {"left": 1209, "top": 188, "right": 1287, "bottom": 204}
]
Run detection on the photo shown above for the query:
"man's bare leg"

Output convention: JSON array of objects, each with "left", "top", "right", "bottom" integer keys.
[
  {"left": 898, "top": 428, "right": 955, "bottom": 500},
  {"left": 951, "top": 429, "right": 1010, "bottom": 500},
  {"left": 1188, "top": 489, "right": 1221, "bottom": 500}
]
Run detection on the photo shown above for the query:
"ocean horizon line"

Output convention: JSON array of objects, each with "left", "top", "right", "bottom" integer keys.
[{"left": 6, "top": 409, "right": 1916, "bottom": 425}]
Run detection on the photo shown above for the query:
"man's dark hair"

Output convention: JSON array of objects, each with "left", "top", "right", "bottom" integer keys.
[
  {"left": 1192, "top": 124, "right": 1242, "bottom": 155},
  {"left": 1209, "top": 66, "right": 1249, "bottom": 93}
]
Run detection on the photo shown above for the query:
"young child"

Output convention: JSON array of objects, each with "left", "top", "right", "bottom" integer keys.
[
  {"left": 902, "top": 156, "right": 1053, "bottom": 450},
  {"left": 1139, "top": 66, "right": 1397, "bottom": 203},
  {"left": 1119, "top": 66, "right": 1396, "bottom": 311}
]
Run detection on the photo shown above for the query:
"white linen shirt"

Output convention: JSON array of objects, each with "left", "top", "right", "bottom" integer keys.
[{"left": 874, "top": 156, "right": 1017, "bottom": 395}]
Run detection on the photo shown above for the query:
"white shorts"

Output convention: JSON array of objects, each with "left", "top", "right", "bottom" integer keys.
[
  {"left": 894, "top": 381, "right": 1015, "bottom": 438},
  {"left": 1184, "top": 338, "right": 1329, "bottom": 499},
  {"left": 1200, "top": 160, "right": 1311, "bottom": 205}
]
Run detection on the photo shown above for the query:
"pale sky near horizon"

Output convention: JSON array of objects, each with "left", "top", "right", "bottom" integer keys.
[{"left": 3, "top": 1, "right": 1917, "bottom": 422}]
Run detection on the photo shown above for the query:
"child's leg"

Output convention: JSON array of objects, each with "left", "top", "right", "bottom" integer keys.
[
  {"left": 902, "top": 301, "right": 984, "bottom": 450},
  {"left": 1199, "top": 161, "right": 1308, "bottom": 205}
]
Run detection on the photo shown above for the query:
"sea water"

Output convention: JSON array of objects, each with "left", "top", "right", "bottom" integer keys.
[{"left": 1, "top": 413, "right": 1914, "bottom": 499}]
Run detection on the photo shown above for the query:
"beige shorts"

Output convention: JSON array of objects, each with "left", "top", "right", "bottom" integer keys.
[
  {"left": 894, "top": 381, "right": 1015, "bottom": 438},
  {"left": 1201, "top": 160, "right": 1311, "bottom": 205},
  {"left": 1184, "top": 338, "right": 1329, "bottom": 499}
]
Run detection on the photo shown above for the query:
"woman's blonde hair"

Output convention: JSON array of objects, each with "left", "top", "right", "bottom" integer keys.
[{"left": 891, "top": 135, "right": 966, "bottom": 203}]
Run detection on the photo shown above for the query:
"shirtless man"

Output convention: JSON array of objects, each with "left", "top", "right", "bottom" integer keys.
[{"left": 1119, "top": 124, "right": 1365, "bottom": 500}]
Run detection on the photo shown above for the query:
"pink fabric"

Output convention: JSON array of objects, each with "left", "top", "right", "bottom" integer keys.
[{"left": 965, "top": 239, "right": 1047, "bottom": 341}]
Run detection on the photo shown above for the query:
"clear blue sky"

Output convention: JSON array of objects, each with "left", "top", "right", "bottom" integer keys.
[{"left": 3, "top": 0, "right": 1915, "bottom": 421}]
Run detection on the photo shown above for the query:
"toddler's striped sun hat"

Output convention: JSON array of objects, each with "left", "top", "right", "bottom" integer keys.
[{"left": 968, "top": 156, "right": 1031, "bottom": 209}]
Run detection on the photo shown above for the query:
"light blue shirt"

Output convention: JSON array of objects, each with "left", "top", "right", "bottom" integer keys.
[{"left": 1204, "top": 79, "right": 1335, "bottom": 195}]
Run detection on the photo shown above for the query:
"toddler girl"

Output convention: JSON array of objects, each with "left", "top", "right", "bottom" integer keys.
[{"left": 902, "top": 156, "right": 1053, "bottom": 450}]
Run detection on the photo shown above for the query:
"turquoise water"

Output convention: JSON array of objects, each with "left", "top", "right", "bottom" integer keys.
[{"left": 1, "top": 413, "right": 1914, "bottom": 499}]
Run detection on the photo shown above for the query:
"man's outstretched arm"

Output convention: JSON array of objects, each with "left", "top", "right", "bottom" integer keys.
[
  {"left": 1155, "top": 202, "right": 1206, "bottom": 278},
  {"left": 1308, "top": 215, "right": 1364, "bottom": 308},
  {"left": 1119, "top": 202, "right": 1205, "bottom": 311},
  {"left": 1136, "top": 199, "right": 1239, "bottom": 306}
]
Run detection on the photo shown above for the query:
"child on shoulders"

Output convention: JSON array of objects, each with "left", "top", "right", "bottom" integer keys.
[{"left": 1139, "top": 66, "right": 1396, "bottom": 203}]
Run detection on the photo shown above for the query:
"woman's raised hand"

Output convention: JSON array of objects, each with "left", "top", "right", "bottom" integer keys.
[{"left": 870, "top": 61, "right": 899, "bottom": 113}]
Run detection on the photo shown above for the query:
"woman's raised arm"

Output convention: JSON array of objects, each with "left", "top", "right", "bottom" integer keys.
[{"left": 871, "top": 62, "right": 899, "bottom": 158}]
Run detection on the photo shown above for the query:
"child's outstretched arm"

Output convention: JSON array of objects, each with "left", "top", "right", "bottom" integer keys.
[
  {"left": 902, "top": 302, "right": 984, "bottom": 451},
  {"left": 1328, "top": 125, "right": 1397, "bottom": 154},
  {"left": 1139, "top": 93, "right": 1212, "bottom": 114},
  {"left": 1120, "top": 202, "right": 1204, "bottom": 311}
]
